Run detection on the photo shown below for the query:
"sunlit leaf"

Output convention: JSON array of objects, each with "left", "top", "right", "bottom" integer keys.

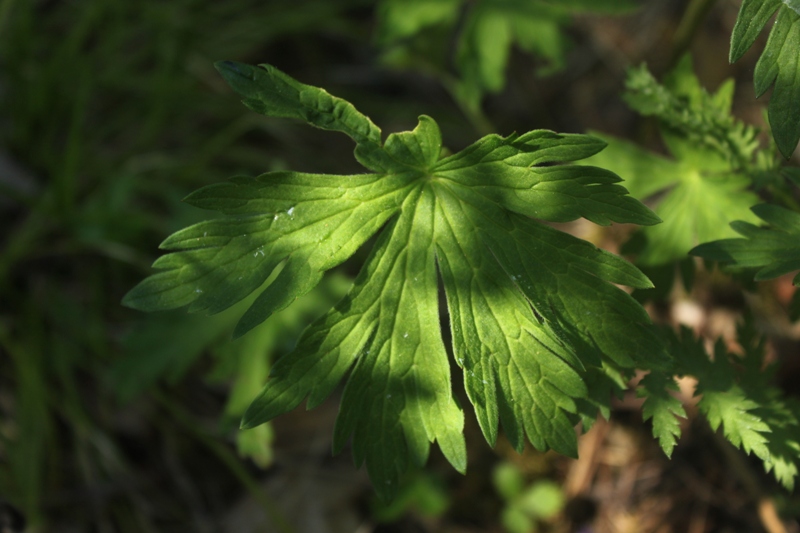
[{"left": 125, "top": 61, "right": 666, "bottom": 499}]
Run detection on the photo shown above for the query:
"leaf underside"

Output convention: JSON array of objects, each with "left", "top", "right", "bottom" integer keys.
[{"left": 124, "top": 61, "right": 667, "bottom": 499}]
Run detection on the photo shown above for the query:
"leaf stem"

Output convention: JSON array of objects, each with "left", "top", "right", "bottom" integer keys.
[{"left": 670, "top": 0, "right": 719, "bottom": 68}]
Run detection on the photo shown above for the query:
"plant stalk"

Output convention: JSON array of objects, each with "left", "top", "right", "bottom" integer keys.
[{"left": 670, "top": 0, "right": 719, "bottom": 68}]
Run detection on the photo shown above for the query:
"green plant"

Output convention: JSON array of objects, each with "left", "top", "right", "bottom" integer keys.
[
  {"left": 578, "top": 52, "right": 800, "bottom": 476},
  {"left": 585, "top": 55, "right": 767, "bottom": 268},
  {"left": 121, "top": 0, "right": 800, "bottom": 508},
  {"left": 652, "top": 321, "right": 800, "bottom": 485},
  {"left": 124, "top": 60, "right": 666, "bottom": 500}
]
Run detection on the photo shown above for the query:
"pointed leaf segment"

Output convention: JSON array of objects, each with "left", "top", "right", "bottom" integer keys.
[
  {"left": 657, "top": 326, "right": 800, "bottom": 489},
  {"left": 691, "top": 204, "right": 800, "bottom": 285},
  {"left": 730, "top": 0, "right": 800, "bottom": 158},
  {"left": 124, "top": 61, "right": 666, "bottom": 499},
  {"left": 638, "top": 370, "right": 685, "bottom": 458}
]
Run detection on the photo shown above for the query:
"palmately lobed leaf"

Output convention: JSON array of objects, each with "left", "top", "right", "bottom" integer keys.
[
  {"left": 125, "top": 61, "right": 668, "bottom": 499},
  {"left": 584, "top": 132, "right": 761, "bottom": 266},
  {"left": 585, "top": 58, "right": 763, "bottom": 266}
]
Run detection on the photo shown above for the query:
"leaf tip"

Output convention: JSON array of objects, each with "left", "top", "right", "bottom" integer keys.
[
  {"left": 231, "top": 322, "right": 249, "bottom": 341},
  {"left": 214, "top": 60, "right": 261, "bottom": 98},
  {"left": 240, "top": 396, "right": 266, "bottom": 429},
  {"left": 651, "top": 212, "right": 663, "bottom": 224},
  {"left": 640, "top": 276, "right": 655, "bottom": 290},
  {"left": 374, "top": 481, "right": 398, "bottom": 503},
  {"left": 240, "top": 408, "right": 263, "bottom": 430},
  {"left": 121, "top": 284, "right": 152, "bottom": 311},
  {"left": 214, "top": 60, "right": 244, "bottom": 77},
  {"left": 120, "top": 289, "right": 138, "bottom": 309}
]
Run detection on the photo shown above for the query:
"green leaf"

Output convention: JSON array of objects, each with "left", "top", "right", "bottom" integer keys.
[
  {"left": 586, "top": 58, "right": 763, "bottom": 266},
  {"left": 213, "top": 61, "right": 394, "bottom": 171},
  {"left": 454, "top": 0, "right": 637, "bottom": 110},
  {"left": 730, "top": 1, "right": 800, "bottom": 158},
  {"left": 663, "top": 326, "right": 800, "bottom": 489},
  {"left": 638, "top": 371, "right": 686, "bottom": 457},
  {"left": 584, "top": 132, "right": 760, "bottom": 265},
  {"left": 126, "top": 62, "right": 666, "bottom": 499},
  {"left": 700, "top": 386, "right": 772, "bottom": 460},
  {"left": 375, "top": 0, "right": 461, "bottom": 45},
  {"left": 694, "top": 340, "right": 771, "bottom": 463},
  {"left": 377, "top": 0, "right": 637, "bottom": 112},
  {"left": 691, "top": 203, "right": 800, "bottom": 285},
  {"left": 729, "top": 0, "right": 782, "bottom": 62},
  {"left": 456, "top": 2, "right": 516, "bottom": 98}
]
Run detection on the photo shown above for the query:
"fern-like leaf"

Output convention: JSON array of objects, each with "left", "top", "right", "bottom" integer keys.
[
  {"left": 638, "top": 371, "right": 686, "bottom": 457},
  {"left": 665, "top": 325, "right": 800, "bottom": 489}
]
